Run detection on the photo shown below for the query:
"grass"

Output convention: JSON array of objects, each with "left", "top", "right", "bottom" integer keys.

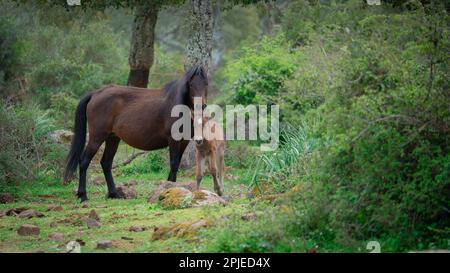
[{"left": 0, "top": 156, "right": 256, "bottom": 253}]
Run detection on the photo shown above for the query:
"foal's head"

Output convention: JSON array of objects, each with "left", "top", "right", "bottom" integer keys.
[{"left": 180, "top": 66, "right": 209, "bottom": 144}]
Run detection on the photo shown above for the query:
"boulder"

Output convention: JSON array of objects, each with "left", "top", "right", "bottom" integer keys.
[
  {"left": 0, "top": 193, "right": 14, "bottom": 204},
  {"left": 129, "top": 226, "right": 147, "bottom": 232},
  {"left": 116, "top": 185, "right": 137, "bottom": 199},
  {"left": 66, "top": 241, "right": 81, "bottom": 253},
  {"left": 17, "top": 209, "right": 44, "bottom": 219},
  {"left": 192, "top": 190, "right": 227, "bottom": 207},
  {"left": 147, "top": 181, "right": 198, "bottom": 203},
  {"left": 88, "top": 209, "right": 100, "bottom": 221},
  {"left": 96, "top": 240, "right": 113, "bottom": 249},
  {"left": 152, "top": 219, "right": 210, "bottom": 241},
  {"left": 48, "top": 130, "right": 73, "bottom": 144},
  {"left": 4, "top": 207, "right": 29, "bottom": 216},
  {"left": 158, "top": 187, "right": 193, "bottom": 209},
  {"left": 17, "top": 224, "right": 40, "bottom": 236},
  {"left": 48, "top": 232, "right": 64, "bottom": 242},
  {"left": 46, "top": 204, "right": 64, "bottom": 212},
  {"left": 86, "top": 218, "right": 101, "bottom": 229}
]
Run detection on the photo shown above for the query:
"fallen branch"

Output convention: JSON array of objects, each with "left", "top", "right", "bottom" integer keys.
[{"left": 112, "top": 151, "right": 147, "bottom": 169}]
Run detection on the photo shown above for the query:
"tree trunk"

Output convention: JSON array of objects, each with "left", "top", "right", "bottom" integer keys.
[
  {"left": 186, "top": 0, "right": 214, "bottom": 75},
  {"left": 127, "top": 4, "right": 159, "bottom": 88},
  {"left": 180, "top": 0, "right": 214, "bottom": 170}
]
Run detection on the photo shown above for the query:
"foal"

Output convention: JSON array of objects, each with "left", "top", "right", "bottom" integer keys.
[{"left": 194, "top": 120, "right": 225, "bottom": 196}]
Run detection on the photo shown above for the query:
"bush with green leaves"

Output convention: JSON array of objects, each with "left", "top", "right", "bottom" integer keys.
[
  {"left": 22, "top": 22, "right": 128, "bottom": 106},
  {"left": 288, "top": 0, "right": 450, "bottom": 251},
  {"left": 120, "top": 151, "right": 167, "bottom": 176},
  {"left": 217, "top": 35, "right": 298, "bottom": 105},
  {"left": 0, "top": 101, "right": 65, "bottom": 185}
]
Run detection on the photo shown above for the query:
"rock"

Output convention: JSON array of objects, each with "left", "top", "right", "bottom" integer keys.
[
  {"left": 158, "top": 187, "right": 193, "bottom": 209},
  {"left": 5, "top": 207, "right": 29, "bottom": 216},
  {"left": 48, "top": 232, "right": 64, "bottom": 242},
  {"left": 96, "top": 240, "right": 112, "bottom": 249},
  {"left": 129, "top": 226, "right": 147, "bottom": 232},
  {"left": 308, "top": 248, "right": 317, "bottom": 253},
  {"left": 241, "top": 212, "right": 258, "bottom": 221},
  {"left": 17, "top": 224, "right": 40, "bottom": 236},
  {"left": 48, "top": 130, "right": 73, "bottom": 144},
  {"left": 81, "top": 203, "right": 89, "bottom": 208},
  {"left": 46, "top": 204, "right": 64, "bottom": 212},
  {"left": 147, "top": 181, "right": 198, "bottom": 203},
  {"left": 192, "top": 190, "right": 227, "bottom": 207},
  {"left": 86, "top": 218, "right": 101, "bottom": 229},
  {"left": 17, "top": 209, "right": 45, "bottom": 219},
  {"left": 48, "top": 130, "right": 104, "bottom": 164},
  {"left": 0, "top": 193, "right": 14, "bottom": 204},
  {"left": 246, "top": 192, "right": 255, "bottom": 199},
  {"left": 152, "top": 219, "right": 210, "bottom": 241},
  {"left": 116, "top": 185, "right": 137, "bottom": 199},
  {"left": 66, "top": 241, "right": 81, "bottom": 253},
  {"left": 124, "top": 180, "right": 139, "bottom": 187},
  {"left": 121, "top": 236, "right": 133, "bottom": 241},
  {"left": 88, "top": 209, "right": 100, "bottom": 221}
]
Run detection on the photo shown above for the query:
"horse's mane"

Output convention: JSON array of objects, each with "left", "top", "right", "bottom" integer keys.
[{"left": 163, "top": 66, "right": 208, "bottom": 98}]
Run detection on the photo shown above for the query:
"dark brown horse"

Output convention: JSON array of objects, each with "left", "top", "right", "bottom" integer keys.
[{"left": 63, "top": 66, "right": 208, "bottom": 202}]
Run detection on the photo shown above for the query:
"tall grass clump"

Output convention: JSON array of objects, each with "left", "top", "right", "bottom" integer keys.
[{"left": 249, "top": 124, "right": 315, "bottom": 192}]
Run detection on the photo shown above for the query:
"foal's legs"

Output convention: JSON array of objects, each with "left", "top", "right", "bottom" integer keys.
[
  {"left": 78, "top": 139, "right": 103, "bottom": 202},
  {"left": 101, "top": 135, "right": 123, "bottom": 199},
  {"left": 209, "top": 152, "right": 222, "bottom": 196},
  {"left": 167, "top": 140, "right": 189, "bottom": 182}
]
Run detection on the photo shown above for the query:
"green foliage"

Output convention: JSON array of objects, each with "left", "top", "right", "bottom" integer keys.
[
  {"left": 285, "top": 0, "right": 450, "bottom": 251},
  {"left": 120, "top": 151, "right": 167, "bottom": 176},
  {"left": 0, "top": 102, "right": 63, "bottom": 184},
  {"left": 249, "top": 124, "right": 314, "bottom": 192},
  {"left": 218, "top": 35, "right": 297, "bottom": 105},
  {"left": 23, "top": 22, "right": 128, "bottom": 105}
]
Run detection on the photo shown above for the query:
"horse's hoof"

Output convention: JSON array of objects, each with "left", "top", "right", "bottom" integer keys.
[
  {"left": 107, "top": 191, "right": 125, "bottom": 199},
  {"left": 77, "top": 191, "right": 88, "bottom": 202}
]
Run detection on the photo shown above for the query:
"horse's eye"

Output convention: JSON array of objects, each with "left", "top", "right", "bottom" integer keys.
[{"left": 202, "top": 104, "right": 207, "bottom": 110}]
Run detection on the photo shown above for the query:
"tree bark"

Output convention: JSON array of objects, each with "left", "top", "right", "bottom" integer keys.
[
  {"left": 186, "top": 0, "right": 214, "bottom": 75},
  {"left": 127, "top": 4, "right": 159, "bottom": 88}
]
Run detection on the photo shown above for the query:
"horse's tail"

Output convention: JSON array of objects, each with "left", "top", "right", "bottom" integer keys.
[{"left": 63, "top": 93, "right": 92, "bottom": 183}]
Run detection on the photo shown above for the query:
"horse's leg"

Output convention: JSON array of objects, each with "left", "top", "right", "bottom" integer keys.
[
  {"left": 78, "top": 139, "right": 103, "bottom": 202},
  {"left": 100, "top": 135, "right": 123, "bottom": 199},
  {"left": 167, "top": 140, "right": 189, "bottom": 182}
]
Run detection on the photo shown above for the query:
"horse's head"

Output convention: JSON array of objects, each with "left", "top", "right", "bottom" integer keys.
[{"left": 185, "top": 65, "right": 208, "bottom": 110}]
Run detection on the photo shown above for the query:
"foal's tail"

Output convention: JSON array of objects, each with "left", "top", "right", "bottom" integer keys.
[{"left": 63, "top": 93, "right": 92, "bottom": 183}]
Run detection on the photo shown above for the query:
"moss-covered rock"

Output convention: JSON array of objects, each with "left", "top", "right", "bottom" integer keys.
[
  {"left": 192, "top": 190, "right": 227, "bottom": 207},
  {"left": 158, "top": 187, "right": 193, "bottom": 209},
  {"left": 152, "top": 219, "right": 211, "bottom": 240}
]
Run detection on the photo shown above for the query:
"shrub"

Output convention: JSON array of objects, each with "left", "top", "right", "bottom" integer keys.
[
  {"left": 0, "top": 101, "right": 60, "bottom": 184},
  {"left": 120, "top": 150, "right": 167, "bottom": 176}
]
